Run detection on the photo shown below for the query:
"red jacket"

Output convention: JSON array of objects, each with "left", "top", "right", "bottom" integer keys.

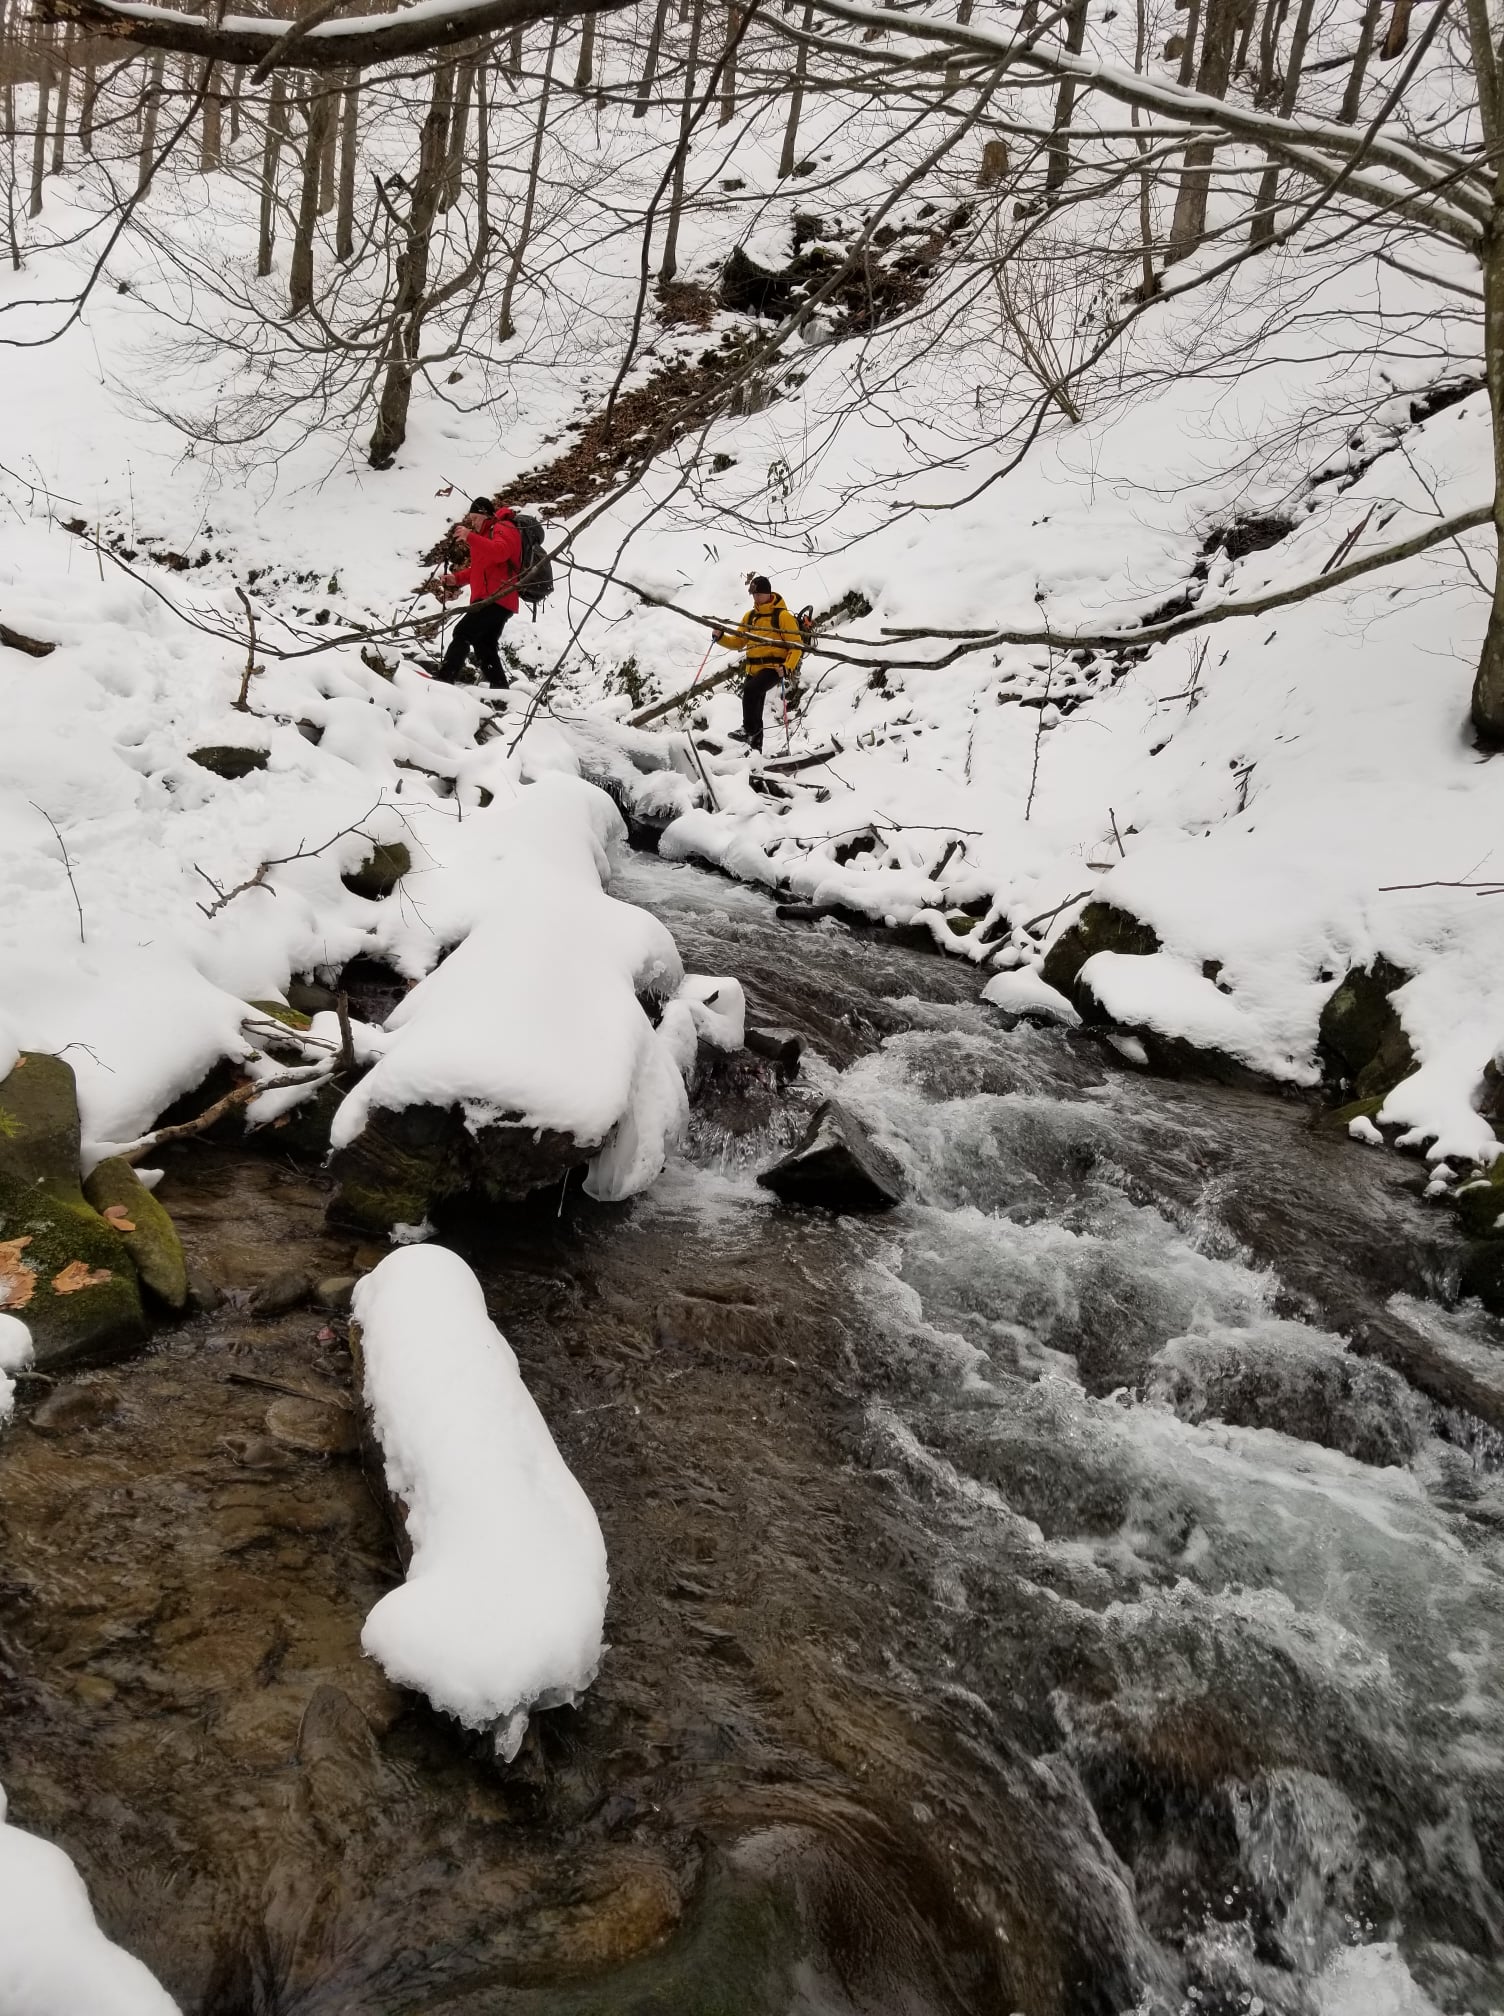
[{"left": 453, "top": 516, "right": 521, "bottom": 612}]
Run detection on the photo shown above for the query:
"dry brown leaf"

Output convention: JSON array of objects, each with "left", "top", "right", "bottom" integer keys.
[
  {"left": 51, "top": 1261, "right": 113, "bottom": 1295},
  {"left": 102, "top": 1204, "right": 136, "bottom": 1233},
  {"left": 0, "top": 1236, "right": 36, "bottom": 1312},
  {"left": 0, "top": 1268, "right": 35, "bottom": 1310}
]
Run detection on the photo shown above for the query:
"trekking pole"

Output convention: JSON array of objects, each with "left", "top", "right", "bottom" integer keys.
[
  {"left": 779, "top": 675, "right": 791, "bottom": 756},
  {"left": 688, "top": 639, "right": 714, "bottom": 689}
]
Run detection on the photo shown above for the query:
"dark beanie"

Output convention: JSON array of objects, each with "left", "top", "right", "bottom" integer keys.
[
  {"left": 469, "top": 495, "right": 494, "bottom": 514},
  {"left": 749, "top": 574, "right": 772, "bottom": 594}
]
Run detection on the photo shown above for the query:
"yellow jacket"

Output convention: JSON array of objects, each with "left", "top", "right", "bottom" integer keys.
[{"left": 716, "top": 595, "right": 803, "bottom": 680}]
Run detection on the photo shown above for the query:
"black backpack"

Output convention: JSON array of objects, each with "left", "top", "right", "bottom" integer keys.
[{"left": 495, "top": 506, "right": 553, "bottom": 609}]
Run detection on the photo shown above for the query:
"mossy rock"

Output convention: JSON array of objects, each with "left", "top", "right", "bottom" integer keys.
[
  {"left": 258, "top": 1077, "right": 345, "bottom": 1163},
  {"left": 1312, "top": 1092, "right": 1386, "bottom": 1138},
  {"left": 1458, "top": 1239, "right": 1504, "bottom": 1314},
  {"left": 247, "top": 998, "right": 313, "bottom": 1032},
  {"left": 1318, "top": 956, "right": 1414, "bottom": 1100},
  {"left": 1039, "top": 902, "right": 1160, "bottom": 1008},
  {"left": 82, "top": 1157, "right": 188, "bottom": 1311},
  {"left": 342, "top": 841, "right": 412, "bottom": 901},
  {"left": 0, "top": 1054, "right": 145, "bottom": 1368},
  {"left": 1454, "top": 1162, "right": 1504, "bottom": 1239},
  {"left": 189, "top": 745, "right": 269, "bottom": 779},
  {"left": 329, "top": 1101, "right": 588, "bottom": 1237}
]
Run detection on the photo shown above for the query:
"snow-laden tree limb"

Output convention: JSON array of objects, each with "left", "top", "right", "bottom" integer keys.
[{"left": 38, "top": 0, "right": 634, "bottom": 71}]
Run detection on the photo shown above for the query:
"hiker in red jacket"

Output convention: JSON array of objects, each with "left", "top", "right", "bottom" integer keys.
[{"left": 430, "top": 498, "right": 522, "bottom": 688}]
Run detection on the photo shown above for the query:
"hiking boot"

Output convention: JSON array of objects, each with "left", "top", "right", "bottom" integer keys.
[{"left": 728, "top": 728, "right": 750, "bottom": 744}]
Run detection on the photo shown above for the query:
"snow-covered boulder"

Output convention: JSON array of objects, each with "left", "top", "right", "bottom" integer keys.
[
  {"left": 0, "top": 1787, "right": 179, "bottom": 2015},
  {"left": 981, "top": 967, "right": 1081, "bottom": 1027},
  {"left": 329, "top": 775, "right": 693, "bottom": 1230},
  {"left": 351, "top": 1245, "right": 608, "bottom": 1762}
]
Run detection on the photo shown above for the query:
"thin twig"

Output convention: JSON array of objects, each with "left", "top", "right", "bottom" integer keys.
[
  {"left": 30, "top": 802, "right": 84, "bottom": 943},
  {"left": 195, "top": 796, "right": 389, "bottom": 918}
]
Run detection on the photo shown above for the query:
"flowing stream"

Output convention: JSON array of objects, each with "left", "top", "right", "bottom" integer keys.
[{"left": 2, "top": 847, "right": 1503, "bottom": 2016}]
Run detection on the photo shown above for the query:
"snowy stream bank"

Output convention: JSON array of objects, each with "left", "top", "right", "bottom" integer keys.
[{"left": 0, "top": 850, "right": 1500, "bottom": 2014}]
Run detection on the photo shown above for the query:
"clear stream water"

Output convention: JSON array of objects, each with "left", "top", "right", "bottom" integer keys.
[{"left": 1, "top": 847, "right": 1502, "bottom": 2016}]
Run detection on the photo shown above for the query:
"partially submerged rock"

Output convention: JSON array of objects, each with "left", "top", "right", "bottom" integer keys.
[
  {"left": 757, "top": 1099, "right": 905, "bottom": 1212},
  {"left": 82, "top": 1157, "right": 189, "bottom": 1311},
  {"left": 1318, "top": 957, "right": 1415, "bottom": 1101},
  {"left": 0, "top": 1054, "right": 146, "bottom": 1369},
  {"left": 329, "top": 1100, "right": 587, "bottom": 1236}
]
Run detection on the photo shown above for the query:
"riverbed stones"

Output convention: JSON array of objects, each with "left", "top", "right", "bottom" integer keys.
[
  {"left": 328, "top": 1101, "right": 588, "bottom": 1236},
  {"left": 0, "top": 1053, "right": 146, "bottom": 1367},
  {"left": 82, "top": 1156, "right": 188, "bottom": 1310},
  {"left": 757, "top": 1099, "right": 905, "bottom": 1212},
  {"left": 745, "top": 1026, "right": 803, "bottom": 1072},
  {"left": 341, "top": 841, "right": 412, "bottom": 901}
]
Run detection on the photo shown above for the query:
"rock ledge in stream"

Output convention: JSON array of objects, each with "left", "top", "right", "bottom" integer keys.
[
  {"left": 329, "top": 1101, "right": 589, "bottom": 1236},
  {"left": 0, "top": 1053, "right": 146, "bottom": 1366},
  {"left": 1318, "top": 956, "right": 1415, "bottom": 1101},
  {"left": 82, "top": 1157, "right": 188, "bottom": 1310},
  {"left": 757, "top": 1099, "right": 905, "bottom": 1212}
]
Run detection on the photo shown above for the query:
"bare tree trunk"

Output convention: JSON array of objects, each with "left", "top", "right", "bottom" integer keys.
[
  {"left": 78, "top": 55, "right": 95, "bottom": 150},
  {"left": 498, "top": 17, "right": 558, "bottom": 339},
  {"left": 1177, "top": 0, "right": 1201, "bottom": 84},
  {"left": 368, "top": 60, "right": 456, "bottom": 467},
  {"left": 1232, "top": 0, "right": 1259, "bottom": 74},
  {"left": 136, "top": 50, "right": 164, "bottom": 195},
  {"left": 1379, "top": 0, "right": 1413, "bottom": 59},
  {"left": 633, "top": 0, "right": 669, "bottom": 113},
  {"left": 658, "top": 0, "right": 705, "bottom": 281},
  {"left": 289, "top": 79, "right": 333, "bottom": 313},
  {"left": 779, "top": 0, "right": 812, "bottom": 173},
  {"left": 200, "top": 59, "right": 222, "bottom": 170},
  {"left": 256, "top": 73, "right": 288, "bottom": 278},
  {"left": 49, "top": 25, "right": 72, "bottom": 176},
  {"left": 317, "top": 73, "right": 338, "bottom": 212},
  {"left": 944, "top": 0, "right": 974, "bottom": 92},
  {"left": 509, "top": 24, "right": 523, "bottom": 74},
  {"left": 28, "top": 31, "right": 51, "bottom": 215},
  {"left": 1339, "top": 0, "right": 1383, "bottom": 120},
  {"left": 719, "top": 5, "right": 737, "bottom": 124},
  {"left": 1473, "top": 224, "right": 1504, "bottom": 739},
  {"left": 441, "top": 48, "right": 473, "bottom": 209},
  {"left": 1246, "top": 0, "right": 1314, "bottom": 247},
  {"left": 1043, "top": 0, "right": 1089, "bottom": 196},
  {"left": 336, "top": 67, "right": 359, "bottom": 259},
  {"left": 574, "top": 10, "right": 596, "bottom": 86},
  {"left": 1166, "top": 0, "right": 1240, "bottom": 261},
  {"left": 1254, "top": 0, "right": 1287, "bottom": 99},
  {"left": 1131, "top": 0, "right": 1159, "bottom": 297},
  {"left": 230, "top": 63, "right": 243, "bottom": 143}
]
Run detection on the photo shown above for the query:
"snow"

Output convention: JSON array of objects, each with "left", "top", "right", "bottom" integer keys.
[
  {"left": 0, "top": 1316, "right": 32, "bottom": 1426},
  {"left": 980, "top": 968, "right": 1082, "bottom": 1026},
  {"left": 328, "top": 773, "right": 693, "bottom": 1200},
  {"left": 0, "top": 1789, "right": 180, "bottom": 2016},
  {"left": 352, "top": 1245, "right": 608, "bottom": 1759}
]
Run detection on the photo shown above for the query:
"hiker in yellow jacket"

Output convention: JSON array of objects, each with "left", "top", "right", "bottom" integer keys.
[{"left": 714, "top": 574, "right": 803, "bottom": 754}]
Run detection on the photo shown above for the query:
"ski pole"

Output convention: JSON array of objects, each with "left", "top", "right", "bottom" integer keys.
[{"left": 688, "top": 639, "right": 715, "bottom": 689}]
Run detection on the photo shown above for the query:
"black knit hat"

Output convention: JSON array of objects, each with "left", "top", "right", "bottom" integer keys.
[
  {"left": 468, "top": 496, "right": 494, "bottom": 515},
  {"left": 749, "top": 574, "right": 772, "bottom": 594}
]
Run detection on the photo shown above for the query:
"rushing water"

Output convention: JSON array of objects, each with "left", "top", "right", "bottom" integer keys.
[{"left": 1, "top": 847, "right": 1502, "bottom": 2016}]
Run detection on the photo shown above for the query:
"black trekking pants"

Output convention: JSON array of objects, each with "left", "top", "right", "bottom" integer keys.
[
  {"left": 742, "top": 668, "right": 781, "bottom": 752},
  {"left": 439, "top": 603, "right": 511, "bottom": 687}
]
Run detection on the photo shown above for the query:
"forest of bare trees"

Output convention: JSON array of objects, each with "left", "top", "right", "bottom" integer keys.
[{"left": 1, "top": 0, "right": 1498, "bottom": 732}]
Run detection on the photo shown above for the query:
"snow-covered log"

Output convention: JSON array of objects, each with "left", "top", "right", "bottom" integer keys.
[{"left": 351, "top": 1245, "right": 608, "bottom": 1762}]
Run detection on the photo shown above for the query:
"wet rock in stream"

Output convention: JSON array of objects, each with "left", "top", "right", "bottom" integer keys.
[{"left": 757, "top": 1098, "right": 906, "bottom": 1212}]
